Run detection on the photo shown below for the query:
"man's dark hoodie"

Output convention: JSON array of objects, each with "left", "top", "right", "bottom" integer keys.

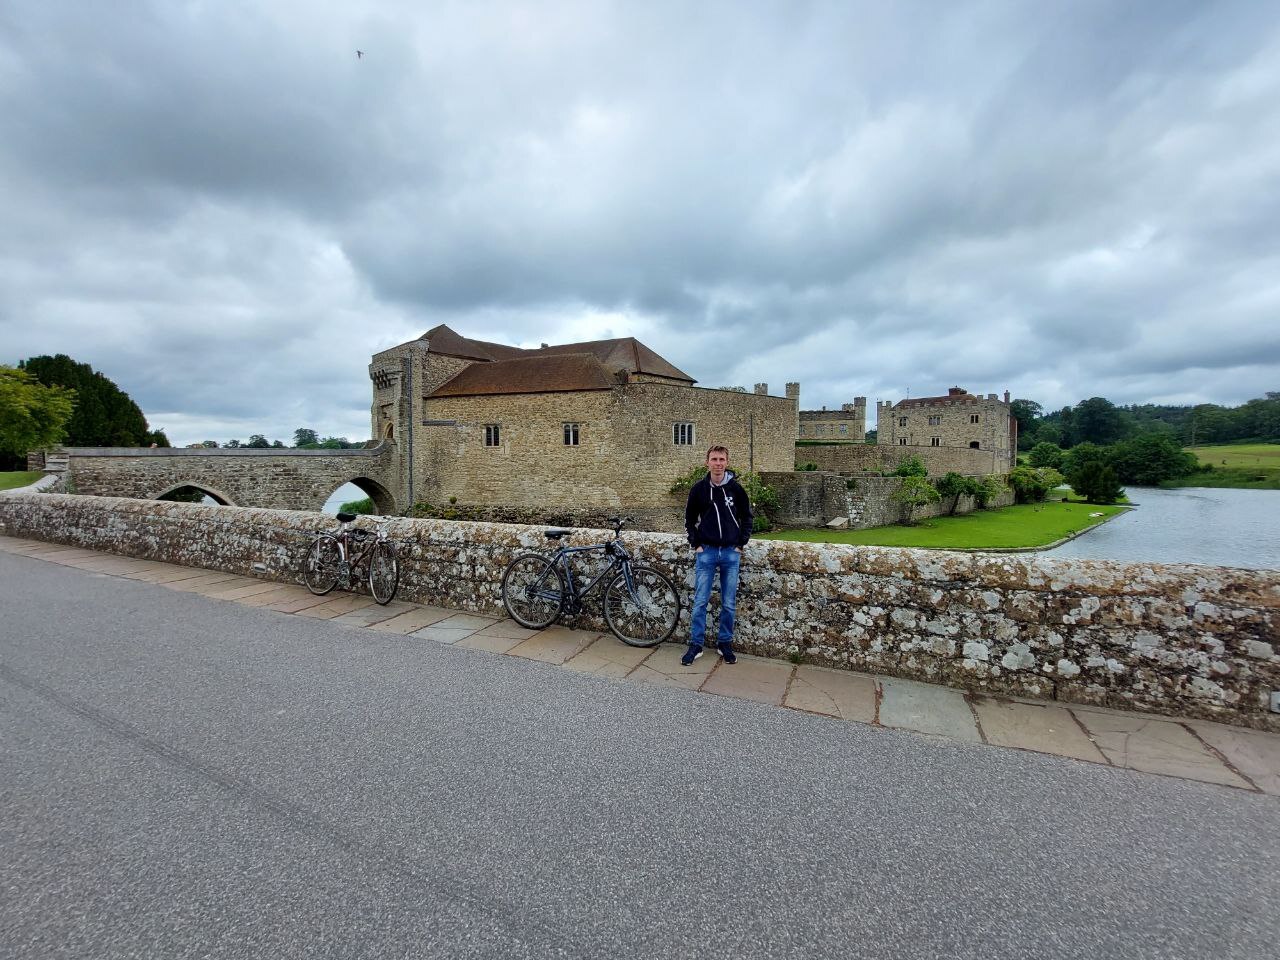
[{"left": 685, "top": 470, "right": 753, "bottom": 549}]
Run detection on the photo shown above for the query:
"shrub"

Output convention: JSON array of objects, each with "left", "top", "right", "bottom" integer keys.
[
  {"left": 892, "top": 454, "right": 928, "bottom": 478},
  {"left": 339, "top": 497, "right": 376, "bottom": 515},
  {"left": 890, "top": 475, "right": 940, "bottom": 525},
  {"left": 934, "top": 472, "right": 970, "bottom": 515},
  {"left": 670, "top": 465, "right": 779, "bottom": 532},
  {"left": 1075, "top": 462, "right": 1123, "bottom": 504},
  {"left": 798, "top": 462, "right": 819, "bottom": 471},
  {"left": 1008, "top": 466, "right": 1062, "bottom": 504},
  {"left": 1027, "top": 442, "right": 1065, "bottom": 469},
  {"left": 973, "top": 474, "right": 1006, "bottom": 509}
]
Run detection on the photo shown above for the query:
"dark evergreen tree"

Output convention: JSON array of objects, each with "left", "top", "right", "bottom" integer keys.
[{"left": 19, "top": 354, "right": 153, "bottom": 446}]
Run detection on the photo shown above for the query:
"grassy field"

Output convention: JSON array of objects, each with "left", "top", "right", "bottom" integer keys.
[
  {"left": 759, "top": 499, "right": 1127, "bottom": 549},
  {"left": 0, "top": 471, "right": 43, "bottom": 491},
  {"left": 1164, "top": 443, "right": 1280, "bottom": 490}
]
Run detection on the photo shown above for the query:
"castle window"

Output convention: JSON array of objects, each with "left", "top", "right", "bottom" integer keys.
[
  {"left": 815, "top": 424, "right": 825, "bottom": 435},
  {"left": 563, "top": 423, "right": 580, "bottom": 446},
  {"left": 969, "top": 441, "right": 980, "bottom": 449},
  {"left": 898, "top": 416, "right": 908, "bottom": 427},
  {"left": 970, "top": 414, "right": 980, "bottom": 424},
  {"left": 928, "top": 415, "right": 941, "bottom": 426},
  {"left": 484, "top": 424, "right": 500, "bottom": 447},
  {"left": 931, "top": 437, "right": 941, "bottom": 446},
  {"left": 673, "top": 422, "right": 695, "bottom": 446},
  {"left": 899, "top": 438, "right": 908, "bottom": 446},
  {"left": 839, "top": 424, "right": 847, "bottom": 435}
]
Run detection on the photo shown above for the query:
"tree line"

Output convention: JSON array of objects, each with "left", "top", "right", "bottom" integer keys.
[{"left": 1012, "top": 391, "right": 1280, "bottom": 450}]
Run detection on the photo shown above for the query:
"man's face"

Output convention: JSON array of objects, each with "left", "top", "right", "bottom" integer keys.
[{"left": 706, "top": 450, "right": 728, "bottom": 481}]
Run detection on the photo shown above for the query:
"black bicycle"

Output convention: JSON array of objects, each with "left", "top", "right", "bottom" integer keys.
[
  {"left": 500, "top": 517, "right": 680, "bottom": 647},
  {"left": 302, "top": 512, "right": 400, "bottom": 605}
]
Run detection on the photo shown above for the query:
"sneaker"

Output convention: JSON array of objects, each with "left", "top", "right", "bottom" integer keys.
[
  {"left": 717, "top": 643, "right": 737, "bottom": 664},
  {"left": 681, "top": 645, "right": 704, "bottom": 666}
]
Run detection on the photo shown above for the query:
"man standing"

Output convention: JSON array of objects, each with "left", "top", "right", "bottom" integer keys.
[{"left": 682, "top": 445, "right": 753, "bottom": 666}]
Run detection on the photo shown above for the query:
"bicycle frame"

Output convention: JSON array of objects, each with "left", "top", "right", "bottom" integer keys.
[
  {"left": 330, "top": 520, "right": 390, "bottom": 586},
  {"left": 537, "top": 537, "right": 644, "bottom": 612}
]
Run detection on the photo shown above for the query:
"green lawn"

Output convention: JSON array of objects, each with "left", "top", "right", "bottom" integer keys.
[
  {"left": 1165, "top": 442, "right": 1280, "bottom": 490},
  {"left": 0, "top": 471, "right": 43, "bottom": 491},
  {"left": 759, "top": 499, "right": 1127, "bottom": 549}
]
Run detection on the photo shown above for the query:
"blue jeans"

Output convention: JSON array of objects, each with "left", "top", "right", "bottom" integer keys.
[{"left": 691, "top": 546, "right": 740, "bottom": 648}]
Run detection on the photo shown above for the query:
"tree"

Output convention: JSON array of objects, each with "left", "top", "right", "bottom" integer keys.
[
  {"left": 0, "top": 366, "right": 77, "bottom": 462},
  {"left": 864, "top": 428, "right": 877, "bottom": 443},
  {"left": 271, "top": 440, "right": 285, "bottom": 448},
  {"left": 1107, "top": 434, "right": 1198, "bottom": 485},
  {"left": 246, "top": 434, "right": 271, "bottom": 448},
  {"left": 892, "top": 454, "right": 928, "bottom": 478},
  {"left": 1075, "top": 462, "right": 1123, "bottom": 504},
  {"left": 1061, "top": 442, "right": 1109, "bottom": 492},
  {"left": 1073, "top": 397, "right": 1127, "bottom": 446},
  {"left": 293, "top": 428, "right": 319, "bottom": 447},
  {"left": 1010, "top": 399, "right": 1042, "bottom": 450},
  {"left": 891, "top": 475, "right": 940, "bottom": 525},
  {"left": 973, "top": 474, "right": 1006, "bottom": 509},
  {"left": 225, "top": 439, "right": 241, "bottom": 448},
  {"left": 19, "top": 354, "right": 153, "bottom": 446},
  {"left": 934, "top": 472, "right": 969, "bottom": 515},
  {"left": 1027, "top": 442, "right": 1064, "bottom": 469},
  {"left": 1008, "top": 466, "right": 1060, "bottom": 504}
]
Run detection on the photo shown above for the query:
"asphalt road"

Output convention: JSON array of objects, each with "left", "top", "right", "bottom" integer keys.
[{"left": 2, "top": 550, "right": 1277, "bottom": 960}]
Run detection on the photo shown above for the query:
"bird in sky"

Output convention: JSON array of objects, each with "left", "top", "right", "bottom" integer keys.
[{"left": 356, "top": 50, "right": 364, "bottom": 59}]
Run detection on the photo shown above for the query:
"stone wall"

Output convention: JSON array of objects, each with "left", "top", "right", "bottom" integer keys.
[
  {"left": 797, "top": 442, "right": 1007, "bottom": 477},
  {"left": 417, "top": 384, "right": 795, "bottom": 513},
  {"left": 3, "top": 492, "right": 1276, "bottom": 731},
  {"left": 57, "top": 444, "right": 400, "bottom": 514},
  {"left": 765, "top": 472, "right": 1015, "bottom": 528}
]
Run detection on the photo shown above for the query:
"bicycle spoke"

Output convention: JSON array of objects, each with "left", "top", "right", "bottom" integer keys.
[{"left": 501, "top": 555, "right": 565, "bottom": 630}]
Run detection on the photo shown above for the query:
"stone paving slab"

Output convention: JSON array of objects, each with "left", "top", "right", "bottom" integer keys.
[
  {"left": 131, "top": 565, "right": 217, "bottom": 584},
  {"left": 507, "top": 626, "right": 600, "bottom": 665},
  {"left": 207, "top": 580, "right": 291, "bottom": 601},
  {"left": 237, "top": 584, "right": 313, "bottom": 607},
  {"left": 701, "top": 655, "right": 792, "bottom": 706},
  {"left": 263, "top": 591, "right": 348, "bottom": 614},
  {"left": 410, "top": 625, "right": 479, "bottom": 644},
  {"left": 626, "top": 642, "right": 717, "bottom": 691},
  {"left": 295, "top": 594, "right": 377, "bottom": 619},
  {"left": 1070, "top": 708, "right": 1252, "bottom": 789},
  {"left": 970, "top": 696, "right": 1108, "bottom": 764},
  {"left": 1187, "top": 721, "right": 1280, "bottom": 795},
  {"left": 456, "top": 631, "right": 528, "bottom": 655},
  {"left": 433, "top": 613, "right": 499, "bottom": 631},
  {"left": 879, "top": 677, "right": 982, "bottom": 742},
  {"left": 165, "top": 572, "right": 253, "bottom": 593},
  {"left": 471, "top": 620, "right": 542, "bottom": 642},
  {"left": 367, "top": 606, "right": 456, "bottom": 634},
  {"left": 330, "top": 601, "right": 417, "bottom": 628},
  {"left": 785, "top": 665, "right": 878, "bottom": 723},
  {"left": 561, "top": 637, "right": 655, "bottom": 679}
]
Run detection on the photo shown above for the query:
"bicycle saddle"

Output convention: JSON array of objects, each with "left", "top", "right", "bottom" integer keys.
[
  {"left": 336, "top": 512, "right": 358, "bottom": 523},
  {"left": 543, "top": 529, "right": 572, "bottom": 539}
]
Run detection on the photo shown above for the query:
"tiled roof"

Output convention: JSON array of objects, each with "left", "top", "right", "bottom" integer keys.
[
  {"left": 428, "top": 353, "right": 619, "bottom": 397},
  {"left": 420, "top": 324, "right": 696, "bottom": 393}
]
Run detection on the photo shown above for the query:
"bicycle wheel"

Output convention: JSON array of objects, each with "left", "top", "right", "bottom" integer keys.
[
  {"left": 302, "top": 535, "right": 342, "bottom": 595},
  {"left": 604, "top": 565, "right": 680, "bottom": 647},
  {"left": 367, "top": 541, "right": 399, "bottom": 605},
  {"left": 501, "top": 554, "right": 565, "bottom": 629}
]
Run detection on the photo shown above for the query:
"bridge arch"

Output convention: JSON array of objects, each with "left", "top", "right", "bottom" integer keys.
[
  {"left": 154, "top": 482, "right": 239, "bottom": 506},
  {"left": 321, "top": 476, "right": 397, "bottom": 515}
]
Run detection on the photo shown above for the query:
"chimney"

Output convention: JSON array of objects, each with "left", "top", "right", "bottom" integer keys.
[
  {"left": 1003, "top": 390, "right": 1010, "bottom": 403},
  {"left": 988, "top": 393, "right": 997, "bottom": 400},
  {"left": 754, "top": 382, "right": 769, "bottom": 395},
  {"left": 948, "top": 386, "right": 966, "bottom": 397}
]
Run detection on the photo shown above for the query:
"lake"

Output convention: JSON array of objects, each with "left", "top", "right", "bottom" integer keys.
[{"left": 1035, "top": 486, "right": 1280, "bottom": 570}]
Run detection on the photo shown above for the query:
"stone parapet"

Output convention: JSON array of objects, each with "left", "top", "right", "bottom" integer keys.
[{"left": 2, "top": 492, "right": 1277, "bottom": 731}]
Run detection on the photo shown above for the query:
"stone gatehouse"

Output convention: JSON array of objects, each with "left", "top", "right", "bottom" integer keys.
[{"left": 371, "top": 325, "right": 796, "bottom": 523}]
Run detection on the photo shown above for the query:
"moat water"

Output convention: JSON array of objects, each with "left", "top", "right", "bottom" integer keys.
[{"left": 1034, "top": 486, "right": 1280, "bottom": 570}]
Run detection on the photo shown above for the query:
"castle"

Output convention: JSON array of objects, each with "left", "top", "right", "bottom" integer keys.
[{"left": 876, "top": 386, "right": 1016, "bottom": 464}]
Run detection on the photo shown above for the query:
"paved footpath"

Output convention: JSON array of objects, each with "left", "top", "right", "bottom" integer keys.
[{"left": 1, "top": 534, "right": 1276, "bottom": 795}]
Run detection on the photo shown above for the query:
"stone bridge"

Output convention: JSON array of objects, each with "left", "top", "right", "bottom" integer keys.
[{"left": 49, "top": 443, "right": 402, "bottom": 514}]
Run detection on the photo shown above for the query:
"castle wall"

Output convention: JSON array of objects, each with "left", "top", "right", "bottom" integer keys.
[
  {"left": 798, "top": 399, "right": 866, "bottom": 441},
  {"left": 795, "top": 443, "right": 1006, "bottom": 477},
  {"left": 4, "top": 492, "right": 1276, "bottom": 731},
  {"left": 413, "top": 384, "right": 795, "bottom": 514}
]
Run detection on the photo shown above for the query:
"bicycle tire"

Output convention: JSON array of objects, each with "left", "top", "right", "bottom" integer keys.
[
  {"left": 368, "top": 541, "right": 399, "bottom": 605},
  {"left": 501, "top": 554, "right": 566, "bottom": 629},
  {"left": 603, "top": 565, "right": 680, "bottom": 647},
  {"left": 302, "top": 535, "right": 342, "bottom": 595}
]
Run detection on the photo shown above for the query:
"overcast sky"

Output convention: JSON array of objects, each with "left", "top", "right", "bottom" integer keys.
[{"left": 2, "top": 1, "right": 1278, "bottom": 446}]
